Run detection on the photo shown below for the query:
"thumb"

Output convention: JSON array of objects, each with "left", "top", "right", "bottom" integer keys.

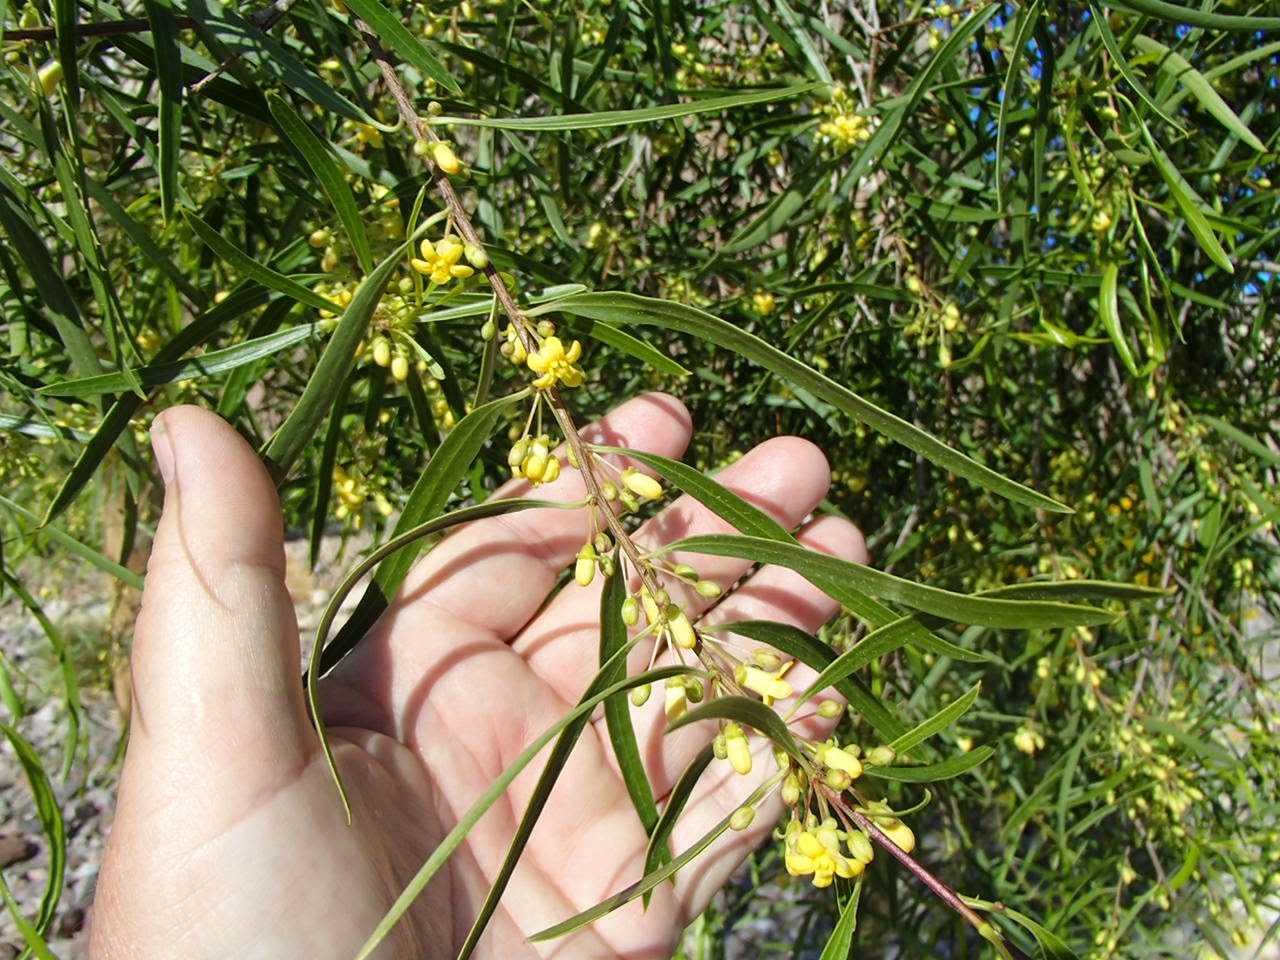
[{"left": 124, "top": 406, "right": 313, "bottom": 793}]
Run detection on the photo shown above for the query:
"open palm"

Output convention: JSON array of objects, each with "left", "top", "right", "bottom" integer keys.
[{"left": 91, "top": 394, "right": 864, "bottom": 959}]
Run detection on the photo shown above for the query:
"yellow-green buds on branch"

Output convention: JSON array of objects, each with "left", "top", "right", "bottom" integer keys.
[
  {"left": 669, "top": 608, "right": 698, "bottom": 649},
  {"left": 430, "top": 141, "right": 461, "bottom": 175},
  {"left": 620, "top": 467, "right": 663, "bottom": 501},
  {"left": 575, "top": 544, "right": 598, "bottom": 587},
  {"left": 729, "top": 806, "right": 756, "bottom": 831},
  {"left": 724, "top": 722, "right": 752, "bottom": 775}
]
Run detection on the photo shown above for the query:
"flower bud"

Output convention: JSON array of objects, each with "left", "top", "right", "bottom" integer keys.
[
  {"left": 712, "top": 733, "right": 728, "bottom": 760},
  {"left": 593, "top": 533, "right": 613, "bottom": 555},
  {"left": 621, "top": 468, "right": 663, "bottom": 501},
  {"left": 752, "top": 649, "right": 782, "bottom": 669},
  {"left": 629, "top": 683, "right": 651, "bottom": 707},
  {"left": 480, "top": 318, "right": 496, "bottom": 340},
  {"left": 523, "top": 453, "right": 547, "bottom": 483},
  {"left": 431, "top": 141, "right": 461, "bottom": 174},
  {"left": 817, "top": 699, "right": 844, "bottom": 719},
  {"left": 575, "top": 545, "right": 597, "bottom": 587},
  {"left": 540, "top": 455, "right": 561, "bottom": 484},
  {"left": 621, "top": 596, "right": 640, "bottom": 626},
  {"left": 729, "top": 806, "right": 756, "bottom": 831},
  {"left": 781, "top": 772, "right": 802, "bottom": 806},
  {"left": 640, "top": 591, "right": 661, "bottom": 626},
  {"left": 308, "top": 227, "right": 332, "bottom": 248},
  {"left": 846, "top": 830, "right": 874, "bottom": 864},
  {"left": 412, "top": 139, "right": 431, "bottom": 157},
  {"left": 464, "top": 242, "right": 488, "bottom": 269},
  {"left": 867, "top": 745, "right": 896, "bottom": 767},
  {"left": 694, "top": 580, "right": 722, "bottom": 599},
  {"left": 619, "top": 491, "right": 640, "bottom": 513},
  {"left": 669, "top": 610, "right": 698, "bottom": 649},
  {"left": 536, "top": 319, "right": 557, "bottom": 337},
  {"left": 673, "top": 563, "right": 699, "bottom": 580},
  {"left": 371, "top": 338, "right": 392, "bottom": 368},
  {"left": 824, "top": 768, "right": 852, "bottom": 791},
  {"left": 390, "top": 355, "right": 410, "bottom": 382},
  {"left": 601, "top": 481, "right": 618, "bottom": 501},
  {"left": 507, "top": 439, "right": 528, "bottom": 468},
  {"left": 37, "top": 60, "right": 63, "bottom": 98},
  {"left": 724, "top": 723, "right": 752, "bottom": 775}
]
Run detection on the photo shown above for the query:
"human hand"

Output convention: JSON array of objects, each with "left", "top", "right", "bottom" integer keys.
[{"left": 91, "top": 393, "right": 866, "bottom": 959}]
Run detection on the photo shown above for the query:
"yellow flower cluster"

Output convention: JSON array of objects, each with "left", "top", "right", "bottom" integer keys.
[
  {"left": 815, "top": 88, "right": 876, "bottom": 151},
  {"left": 411, "top": 236, "right": 475, "bottom": 285},
  {"left": 783, "top": 816, "right": 874, "bottom": 888},
  {"left": 332, "top": 464, "right": 394, "bottom": 527},
  {"left": 507, "top": 433, "right": 562, "bottom": 485}
]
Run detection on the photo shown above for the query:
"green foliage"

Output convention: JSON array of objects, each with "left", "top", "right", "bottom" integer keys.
[{"left": 1, "top": 0, "right": 1277, "bottom": 956}]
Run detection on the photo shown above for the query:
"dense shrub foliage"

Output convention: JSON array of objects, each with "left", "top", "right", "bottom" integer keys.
[{"left": 1, "top": 0, "right": 1277, "bottom": 956}]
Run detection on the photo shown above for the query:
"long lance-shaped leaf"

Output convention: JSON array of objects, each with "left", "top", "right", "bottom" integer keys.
[
  {"left": 183, "top": 0, "right": 379, "bottom": 124},
  {"left": 41, "top": 284, "right": 271, "bottom": 526},
  {"left": 184, "top": 211, "right": 338, "bottom": 311},
  {"left": 889, "top": 682, "right": 982, "bottom": 755},
  {"left": 263, "top": 236, "right": 412, "bottom": 476},
  {"left": 706, "top": 620, "right": 907, "bottom": 740},
  {"left": 537, "top": 294, "right": 1068, "bottom": 513},
  {"left": 792, "top": 617, "right": 985, "bottom": 716},
  {"left": 996, "top": 1, "right": 1043, "bottom": 210},
  {"left": 454, "top": 621, "right": 647, "bottom": 960},
  {"left": 819, "top": 875, "right": 864, "bottom": 960},
  {"left": 606, "top": 445, "right": 984, "bottom": 675},
  {"left": 1130, "top": 34, "right": 1263, "bottom": 151},
  {"left": 666, "top": 695, "right": 803, "bottom": 762},
  {"left": 433, "top": 82, "right": 821, "bottom": 131},
  {"left": 1, "top": 495, "right": 143, "bottom": 589},
  {"left": 531, "top": 765, "right": 783, "bottom": 943},
  {"left": 1196, "top": 416, "right": 1280, "bottom": 467},
  {"left": 1099, "top": 263, "right": 1139, "bottom": 376},
  {"left": 664, "top": 535, "right": 1115, "bottom": 629},
  {"left": 0, "top": 872, "right": 58, "bottom": 960},
  {"left": 38, "top": 324, "right": 318, "bottom": 397},
  {"left": 143, "top": 0, "right": 182, "bottom": 221},
  {"left": 0, "top": 723, "right": 65, "bottom": 939},
  {"left": 268, "top": 93, "right": 373, "bottom": 274},
  {"left": 1137, "top": 119, "right": 1234, "bottom": 273},
  {"left": 308, "top": 495, "right": 584, "bottom": 822},
  {"left": 1100, "top": 0, "right": 1280, "bottom": 31},
  {"left": 866, "top": 746, "right": 997, "bottom": 782},
  {"left": 352, "top": 664, "right": 688, "bottom": 960},
  {"left": 321, "top": 390, "right": 529, "bottom": 670},
  {"left": 338, "top": 0, "right": 460, "bottom": 94},
  {"left": 599, "top": 562, "right": 660, "bottom": 833},
  {"left": 977, "top": 580, "right": 1168, "bottom": 602},
  {"left": 641, "top": 743, "right": 714, "bottom": 897},
  {"left": 571, "top": 319, "right": 691, "bottom": 376}
]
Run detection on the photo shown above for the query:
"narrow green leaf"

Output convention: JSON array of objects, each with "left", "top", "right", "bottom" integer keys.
[
  {"left": 53, "top": 0, "right": 78, "bottom": 105},
  {"left": 796, "top": 617, "right": 983, "bottom": 711},
  {"left": 1137, "top": 122, "right": 1233, "bottom": 273},
  {"left": 532, "top": 761, "right": 781, "bottom": 943},
  {"left": 0, "top": 416, "right": 89, "bottom": 442},
  {"left": 1100, "top": 0, "right": 1280, "bottom": 32},
  {"left": 41, "top": 285, "right": 272, "bottom": 526},
  {"left": 667, "top": 535, "right": 1116, "bottom": 629},
  {"left": 184, "top": 211, "right": 338, "bottom": 311},
  {"left": 708, "top": 620, "right": 907, "bottom": 739},
  {"left": 1130, "top": 35, "right": 1264, "bottom": 151},
  {"left": 1196, "top": 416, "right": 1280, "bottom": 467},
  {"left": 435, "top": 82, "right": 821, "bottom": 131},
  {"left": 268, "top": 93, "right": 373, "bottom": 274},
  {"left": 666, "top": 695, "right": 802, "bottom": 762},
  {"left": 537, "top": 293, "right": 1069, "bottom": 512},
  {"left": 818, "top": 876, "right": 863, "bottom": 960},
  {"left": 599, "top": 564, "right": 659, "bottom": 833},
  {"left": 83, "top": 181, "right": 205, "bottom": 305},
  {"left": 1098, "top": 263, "right": 1139, "bottom": 376},
  {"left": 0, "top": 873, "right": 58, "bottom": 960},
  {"left": 0, "top": 722, "right": 65, "bottom": 938},
  {"left": 986, "top": 902, "right": 1081, "bottom": 959},
  {"left": 641, "top": 743, "right": 714, "bottom": 895},
  {"left": 1087, "top": 5, "right": 1186, "bottom": 134},
  {"left": 572, "top": 319, "right": 691, "bottom": 376},
  {"left": 353, "top": 664, "right": 688, "bottom": 960},
  {"left": 996, "top": 1, "right": 1042, "bottom": 209},
  {"left": 39, "top": 324, "right": 318, "bottom": 397},
  {"left": 143, "top": 0, "right": 182, "bottom": 221},
  {"left": 339, "top": 0, "right": 461, "bottom": 94},
  {"left": 321, "top": 390, "right": 529, "bottom": 670},
  {"left": 263, "top": 236, "right": 412, "bottom": 476},
  {"left": 1, "top": 495, "right": 143, "bottom": 590},
  {"left": 978, "top": 580, "right": 1168, "bottom": 602},
  {"left": 865, "top": 745, "right": 996, "bottom": 782},
  {"left": 889, "top": 683, "right": 981, "bottom": 755},
  {"left": 455, "top": 628, "right": 645, "bottom": 960},
  {"left": 184, "top": 0, "right": 378, "bottom": 124}
]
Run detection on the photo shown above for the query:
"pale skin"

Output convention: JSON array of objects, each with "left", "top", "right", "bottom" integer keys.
[{"left": 90, "top": 393, "right": 866, "bottom": 959}]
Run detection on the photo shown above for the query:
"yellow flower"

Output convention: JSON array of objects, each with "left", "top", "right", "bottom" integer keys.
[
  {"left": 1014, "top": 725, "right": 1046, "bottom": 755},
  {"left": 736, "top": 661, "right": 794, "bottom": 705},
  {"left": 783, "top": 817, "right": 865, "bottom": 888},
  {"left": 410, "top": 237, "right": 475, "bottom": 285},
  {"left": 526, "top": 336, "right": 585, "bottom": 390}
]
